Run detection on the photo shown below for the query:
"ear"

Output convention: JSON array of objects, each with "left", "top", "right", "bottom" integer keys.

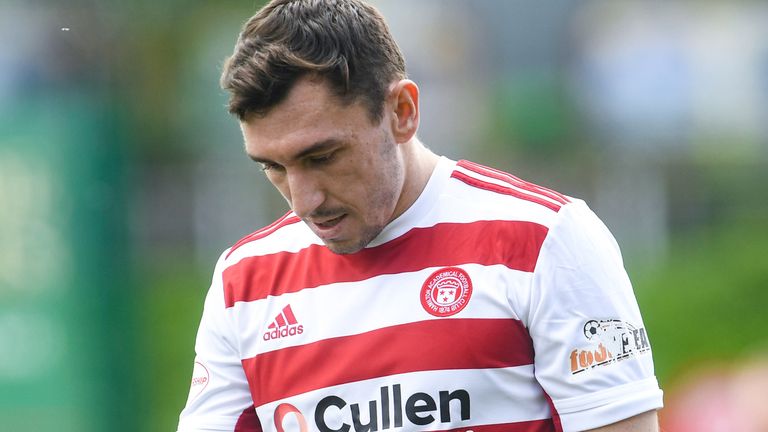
[{"left": 388, "top": 79, "right": 419, "bottom": 144}]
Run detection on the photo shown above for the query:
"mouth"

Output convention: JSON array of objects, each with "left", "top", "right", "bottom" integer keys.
[{"left": 312, "top": 214, "right": 347, "bottom": 231}]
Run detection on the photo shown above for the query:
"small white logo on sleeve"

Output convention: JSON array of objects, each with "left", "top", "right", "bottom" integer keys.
[{"left": 187, "top": 361, "right": 210, "bottom": 401}]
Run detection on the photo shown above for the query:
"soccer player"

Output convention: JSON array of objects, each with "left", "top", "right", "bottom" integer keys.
[{"left": 177, "top": 1, "right": 663, "bottom": 431}]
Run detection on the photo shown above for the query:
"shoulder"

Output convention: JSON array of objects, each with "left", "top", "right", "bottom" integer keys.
[
  {"left": 533, "top": 197, "right": 627, "bottom": 280},
  {"left": 449, "top": 159, "right": 572, "bottom": 213},
  {"left": 438, "top": 159, "right": 573, "bottom": 231}
]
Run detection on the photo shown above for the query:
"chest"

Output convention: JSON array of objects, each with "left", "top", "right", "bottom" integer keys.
[{"left": 236, "top": 264, "right": 535, "bottom": 404}]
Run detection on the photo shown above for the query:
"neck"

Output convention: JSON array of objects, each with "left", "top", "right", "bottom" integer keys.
[{"left": 391, "top": 137, "right": 440, "bottom": 221}]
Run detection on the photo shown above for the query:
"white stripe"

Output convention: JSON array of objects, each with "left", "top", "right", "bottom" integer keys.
[
  {"left": 226, "top": 218, "right": 322, "bottom": 265},
  {"left": 229, "top": 264, "right": 533, "bottom": 358}
]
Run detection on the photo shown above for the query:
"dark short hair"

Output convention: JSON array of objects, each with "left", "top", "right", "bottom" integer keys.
[{"left": 220, "top": 0, "right": 406, "bottom": 122}]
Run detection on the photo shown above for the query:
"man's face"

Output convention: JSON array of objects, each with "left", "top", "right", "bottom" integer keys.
[{"left": 240, "top": 77, "right": 405, "bottom": 254}]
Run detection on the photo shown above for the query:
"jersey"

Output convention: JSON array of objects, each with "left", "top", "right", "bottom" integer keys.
[{"left": 177, "top": 157, "right": 663, "bottom": 432}]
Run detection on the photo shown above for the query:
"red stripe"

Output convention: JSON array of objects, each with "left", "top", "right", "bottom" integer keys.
[
  {"left": 283, "top": 305, "right": 298, "bottom": 325},
  {"left": 542, "top": 391, "right": 564, "bottom": 432},
  {"left": 227, "top": 213, "right": 301, "bottom": 259},
  {"left": 223, "top": 220, "right": 548, "bottom": 307},
  {"left": 233, "top": 404, "right": 262, "bottom": 432},
  {"left": 242, "top": 318, "right": 534, "bottom": 406},
  {"left": 458, "top": 160, "right": 570, "bottom": 205},
  {"left": 435, "top": 419, "right": 555, "bottom": 432},
  {"left": 451, "top": 171, "right": 562, "bottom": 212}
]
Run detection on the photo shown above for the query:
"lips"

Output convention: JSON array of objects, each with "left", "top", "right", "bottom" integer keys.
[{"left": 313, "top": 214, "right": 346, "bottom": 230}]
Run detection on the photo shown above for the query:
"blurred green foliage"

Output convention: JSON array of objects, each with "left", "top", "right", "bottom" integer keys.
[
  {"left": 489, "top": 73, "right": 572, "bottom": 155},
  {"left": 136, "top": 259, "right": 209, "bottom": 430},
  {"left": 635, "top": 219, "right": 768, "bottom": 390}
]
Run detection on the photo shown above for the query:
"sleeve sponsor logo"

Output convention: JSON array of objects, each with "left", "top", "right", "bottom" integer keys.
[
  {"left": 186, "top": 361, "right": 210, "bottom": 402},
  {"left": 569, "top": 319, "right": 651, "bottom": 375},
  {"left": 420, "top": 267, "right": 473, "bottom": 317}
]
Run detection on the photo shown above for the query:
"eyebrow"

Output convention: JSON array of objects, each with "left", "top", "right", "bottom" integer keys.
[{"left": 247, "top": 138, "right": 342, "bottom": 165}]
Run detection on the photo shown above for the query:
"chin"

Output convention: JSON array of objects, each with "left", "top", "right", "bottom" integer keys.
[
  {"left": 325, "top": 240, "right": 366, "bottom": 255},
  {"left": 324, "top": 233, "right": 376, "bottom": 255},
  {"left": 323, "top": 224, "right": 386, "bottom": 255}
]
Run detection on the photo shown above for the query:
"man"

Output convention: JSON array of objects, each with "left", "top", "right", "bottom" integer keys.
[{"left": 178, "top": 1, "right": 663, "bottom": 431}]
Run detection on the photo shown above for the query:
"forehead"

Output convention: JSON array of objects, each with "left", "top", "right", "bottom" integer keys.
[
  {"left": 240, "top": 78, "right": 374, "bottom": 157},
  {"left": 241, "top": 78, "right": 370, "bottom": 136}
]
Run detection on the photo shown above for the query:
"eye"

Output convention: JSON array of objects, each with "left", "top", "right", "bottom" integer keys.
[
  {"left": 307, "top": 151, "right": 336, "bottom": 166},
  {"left": 259, "top": 161, "right": 284, "bottom": 172}
]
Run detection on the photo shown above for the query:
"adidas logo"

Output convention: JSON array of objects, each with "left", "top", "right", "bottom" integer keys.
[{"left": 263, "top": 305, "right": 304, "bottom": 341}]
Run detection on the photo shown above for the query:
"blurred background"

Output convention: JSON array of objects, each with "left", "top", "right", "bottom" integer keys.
[{"left": 1, "top": 0, "right": 767, "bottom": 430}]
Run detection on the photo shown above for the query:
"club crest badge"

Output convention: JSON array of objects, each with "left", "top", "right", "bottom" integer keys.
[{"left": 421, "top": 267, "right": 473, "bottom": 317}]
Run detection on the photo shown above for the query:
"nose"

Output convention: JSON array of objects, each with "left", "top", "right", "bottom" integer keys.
[{"left": 285, "top": 169, "right": 325, "bottom": 218}]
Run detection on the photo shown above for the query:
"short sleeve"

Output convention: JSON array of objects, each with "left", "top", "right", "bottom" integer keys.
[
  {"left": 527, "top": 200, "right": 663, "bottom": 431},
  {"left": 177, "top": 251, "right": 260, "bottom": 432}
]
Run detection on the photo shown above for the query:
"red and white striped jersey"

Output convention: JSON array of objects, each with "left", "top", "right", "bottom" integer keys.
[{"left": 178, "top": 157, "right": 663, "bottom": 432}]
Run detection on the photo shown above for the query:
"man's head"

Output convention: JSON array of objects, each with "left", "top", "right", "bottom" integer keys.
[
  {"left": 225, "top": 0, "right": 429, "bottom": 255},
  {"left": 220, "top": 0, "right": 406, "bottom": 122}
]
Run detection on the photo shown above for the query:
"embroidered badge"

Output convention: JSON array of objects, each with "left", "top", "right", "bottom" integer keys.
[{"left": 421, "top": 267, "right": 473, "bottom": 317}]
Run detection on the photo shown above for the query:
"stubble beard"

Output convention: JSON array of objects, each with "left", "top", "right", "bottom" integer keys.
[
  {"left": 328, "top": 134, "right": 404, "bottom": 255},
  {"left": 325, "top": 223, "right": 385, "bottom": 255}
]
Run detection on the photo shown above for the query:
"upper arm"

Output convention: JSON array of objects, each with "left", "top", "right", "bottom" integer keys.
[{"left": 526, "top": 201, "right": 664, "bottom": 430}]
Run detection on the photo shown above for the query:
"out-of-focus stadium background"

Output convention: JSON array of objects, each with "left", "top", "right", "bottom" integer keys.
[{"left": 1, "top": 0, "right": 767, "bottom": 430}]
